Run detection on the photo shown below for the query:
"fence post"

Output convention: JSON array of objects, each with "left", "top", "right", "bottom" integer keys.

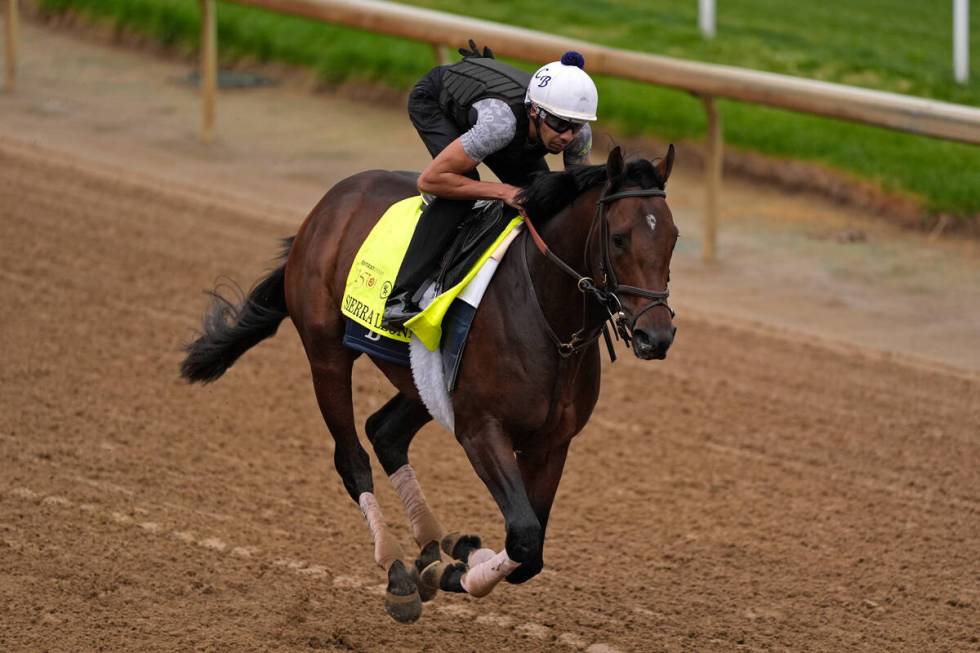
[
  {"left": 702, "top": 95, "right": 722, "bottom": 263},
  {"left": 699, "top": 0, "right": 716, "bottom": 39},
  {"left": 4, "top": 0, "right": 17, "bottom": 93},
  {"left": 433, "top": 43, "right": 452, "bottom": 65},
  {"left": 954, "top": 0, "right": 969, "bottom": 84},
  {"left": 200, "top": 0, "right": 217, "bottom": 143}
]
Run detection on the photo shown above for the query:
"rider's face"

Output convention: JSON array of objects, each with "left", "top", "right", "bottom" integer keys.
[{"left": 533, "top": 107, "right": 584, "bottom": 154}]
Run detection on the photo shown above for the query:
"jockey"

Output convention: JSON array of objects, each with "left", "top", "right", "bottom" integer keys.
[{"left": 381, "top": 42, "right": 599, "bottom": 328}]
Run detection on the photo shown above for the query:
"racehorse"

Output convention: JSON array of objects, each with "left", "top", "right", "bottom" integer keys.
[{"left": 180, "top": 145, "right": 678, "bottom": 623}]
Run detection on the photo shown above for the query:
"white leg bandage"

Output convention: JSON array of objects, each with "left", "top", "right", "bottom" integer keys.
[
  {"left": 358, "top": 492, "right": 403, "bottom": 571},
  {"left": 460, "top": 549, "right": 520, "bottom": 598},
  {"left": 467, "top": 547, "right": 496, "bottom": 567},
  {"left": 388, "top": 464, "right": 443, "bottom": 547}
]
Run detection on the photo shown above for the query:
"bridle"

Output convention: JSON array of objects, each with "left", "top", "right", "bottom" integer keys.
[{"left": 521, "top": 184, "right": 675, "bottom": 360}]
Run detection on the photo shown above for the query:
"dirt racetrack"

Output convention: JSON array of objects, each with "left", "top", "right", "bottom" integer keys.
[{"left": 2, "top": 21, "right": 980, "bottom": 653}]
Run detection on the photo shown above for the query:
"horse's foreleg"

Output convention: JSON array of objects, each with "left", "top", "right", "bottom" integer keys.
[
  {"left": 445, "top": 421, "right": 543, "bottom": 597},
  {"left": 507, "top": 442, "right": 570, "bottom": 584},
  {"left": 310, "top": 358, "right": 419, "bottom": 623},
  {"left": 441, "top": 443, "right": 570, "bottom": 593}
]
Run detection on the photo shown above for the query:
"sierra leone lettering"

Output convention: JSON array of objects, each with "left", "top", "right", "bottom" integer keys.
[{"left": 344, "top": 295, "right": 409, "bottom": 338}]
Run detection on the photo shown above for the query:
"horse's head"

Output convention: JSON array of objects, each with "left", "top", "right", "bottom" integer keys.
[{"left": 593, "top": 146, "right": 678, "bottom": 360}]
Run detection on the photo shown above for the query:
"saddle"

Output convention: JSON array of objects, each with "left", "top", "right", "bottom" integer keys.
[
  {"left": 415, "top": 198, "right": 512, "bottom": 304},
  {"left": 341, "top": 195, "right": 522, "bottom": 391}
]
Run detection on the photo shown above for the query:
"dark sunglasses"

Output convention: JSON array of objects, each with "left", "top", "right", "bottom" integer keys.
[{"left": 539, "top": 109, "right": 586, "bottom": 135}]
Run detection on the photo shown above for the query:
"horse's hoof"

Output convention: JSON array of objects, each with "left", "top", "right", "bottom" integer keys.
[
  {"left": 506, "top": 556, "right": 543, "bottom": 585},
  {"left": 440, "top": 532, "right": 482, "bottom": 562},
  {"left": 385, "top": 560, "right": 422, "bottom": 624},
  {"left": 420, "top": 560, "right": 467, "bottom": 594},
  {"left": 413, "top": 540, "right": 442, "bottom": 603},
  {"left": 385, "top": 590, "right": 422, "bottom": 624}
]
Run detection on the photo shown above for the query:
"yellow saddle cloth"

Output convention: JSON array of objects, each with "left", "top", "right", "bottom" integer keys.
[{"left": 341, "top": 196, "right": 522, "bottom": 351}]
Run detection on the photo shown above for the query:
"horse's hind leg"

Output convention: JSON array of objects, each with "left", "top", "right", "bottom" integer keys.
[
  {"left": 309, "top": 352, "right": 420, "bottom": 623},
  {"left": 365, "top": 393, "right": 444, "bottom": 600}
]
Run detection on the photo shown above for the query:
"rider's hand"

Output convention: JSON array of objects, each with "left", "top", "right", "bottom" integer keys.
[
  {"left": 458, "top": 39, "right": 494, "bottom": 59},
  {"left": 500, "top": 185, "right": 525, "bottom": 214}
]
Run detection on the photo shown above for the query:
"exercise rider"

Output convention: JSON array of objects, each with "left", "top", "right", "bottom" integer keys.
[{"left": 381, "top": 44, "right": 599, "bottom": 328}]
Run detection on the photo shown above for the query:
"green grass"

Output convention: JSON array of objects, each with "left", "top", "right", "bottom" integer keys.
[{"left": 37, "top": 0, "right": 980, "bottom": 219}]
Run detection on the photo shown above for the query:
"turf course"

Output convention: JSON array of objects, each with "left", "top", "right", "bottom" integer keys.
[{"left": 37, "top": 0, "right": 980, "bottom": 220}]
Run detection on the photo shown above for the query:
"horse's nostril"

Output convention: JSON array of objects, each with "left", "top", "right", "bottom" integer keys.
[
  {"left": 671, "top": 325, "right": 677, "bottom": 337},
  {"left": 633, "top": 330, "right": 650, "bottom": 347}
]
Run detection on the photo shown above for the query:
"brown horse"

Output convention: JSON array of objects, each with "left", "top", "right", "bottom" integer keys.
[{"left": 180, "top": 145, "right": 678, "bottom": 623}]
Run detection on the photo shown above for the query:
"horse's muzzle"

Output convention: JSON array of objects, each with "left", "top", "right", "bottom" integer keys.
[{"left": 632, "top": 325, "right": 676, "bottom": 360}]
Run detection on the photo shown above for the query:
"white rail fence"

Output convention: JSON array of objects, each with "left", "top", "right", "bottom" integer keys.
[{"left": 5, "top": 0, "right": 979, "bottom": 258}]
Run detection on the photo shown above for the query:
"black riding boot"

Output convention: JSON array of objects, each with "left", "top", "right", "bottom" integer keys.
[{"left": 382, "top": 196, "right": 474, "bottom": 329}]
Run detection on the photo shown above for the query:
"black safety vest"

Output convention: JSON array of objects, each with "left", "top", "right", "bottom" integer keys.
[{"left": 438, "top": 57, "right": 548, "bottom": 185}]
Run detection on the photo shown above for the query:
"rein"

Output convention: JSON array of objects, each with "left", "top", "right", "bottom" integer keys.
[{"left": 521, "top": 186, "right": 674, "bottom": 361}]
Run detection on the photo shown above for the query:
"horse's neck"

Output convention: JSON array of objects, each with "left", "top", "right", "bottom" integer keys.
[
  {"left": 512, "top": 187, "right": 604, "bottom": 437},
  {"left": 541, "top": 186, "right": 602, "bottom": 269},
  {"left": 525, "top": 186, "right": 603, "bottom": 340}
]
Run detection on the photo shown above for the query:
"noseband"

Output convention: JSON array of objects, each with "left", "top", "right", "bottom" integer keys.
[{"left": 522, "top": 185, "right": 675, "bottom": 359}]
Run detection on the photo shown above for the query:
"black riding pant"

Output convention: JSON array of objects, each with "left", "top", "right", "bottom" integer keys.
[{"left": 393, "top": 68, "right": 546, "bottom": 301}]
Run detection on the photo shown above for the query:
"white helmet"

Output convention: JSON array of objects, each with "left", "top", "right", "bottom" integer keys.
[{"left": 525, "top": 51, "right": 598, "bottom": 122}]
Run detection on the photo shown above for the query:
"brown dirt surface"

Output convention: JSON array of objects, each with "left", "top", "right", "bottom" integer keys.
[{"left": 2, "top": 20, "right": 980, "bottom": 653}]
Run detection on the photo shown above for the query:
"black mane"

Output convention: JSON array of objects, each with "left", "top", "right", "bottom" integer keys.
[{"left": 518, "top": 158, "right": 664, "bottom": 224}]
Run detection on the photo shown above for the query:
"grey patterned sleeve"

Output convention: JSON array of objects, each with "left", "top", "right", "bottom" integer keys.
[
  {"left": 460, "top": 98, "right": 517, "bottom": 162},
  {"left": 563, "top": 123, "right": 593, "bottom": 167}
]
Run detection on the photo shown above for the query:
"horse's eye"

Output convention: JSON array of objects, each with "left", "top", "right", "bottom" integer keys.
[{"left": 611, "top": 233, "right": 629, "bottom": 249}]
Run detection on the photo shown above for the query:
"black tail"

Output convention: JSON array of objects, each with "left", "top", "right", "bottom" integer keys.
[{"left": 180, "top": 238, "right": 293, "bottom": 384}]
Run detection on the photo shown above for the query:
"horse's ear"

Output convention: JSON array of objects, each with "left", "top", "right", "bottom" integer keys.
[
  {"left": 606, "top": 146, "right": 625, "bottom": 180},
  {"left": 654, "top": 144, "right": 675, "bottom": 186}
]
